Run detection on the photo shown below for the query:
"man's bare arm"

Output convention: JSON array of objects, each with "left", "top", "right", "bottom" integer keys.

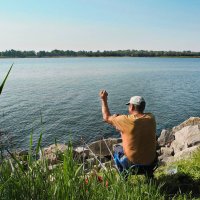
[{"left": 99, "top": 90, "right": 113, "bottom": 123}]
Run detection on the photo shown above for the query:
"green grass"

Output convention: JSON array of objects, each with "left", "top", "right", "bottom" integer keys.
[
  {"left": 155, "top": 150, "right": 200, "bottom": 199},
  {"left": 0, "top": 136, "right": 200, "bottom": 200},
  {"left": 0, "top": 64, "right": 13, "bottom": 95},
  {"left": 0, "top": 143, "right": 162, "bottom": 200}
]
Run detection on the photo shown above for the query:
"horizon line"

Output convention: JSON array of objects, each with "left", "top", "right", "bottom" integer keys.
[{"left": 1, "top": 49, "right": 200, "bottom": 53}]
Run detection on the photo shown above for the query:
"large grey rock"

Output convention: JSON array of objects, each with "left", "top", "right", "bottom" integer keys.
[
  {"left": 157, "top": 129, "right": 174, "bottom": 147},
  {"left": 88, "top": 138, "right": 122, "bottom": 156},
  {"left": 74, "top": 146, "right": 90, "bottom": 160},
  {"left": 155, "top": 118, "right": 200, "bottom": 166},
  {"left": 160, "top": 147, "right": 174, "bottom": 157},
  {"left": 174, "top": 145, "right": 200, "bottom": 161},
  {"left": 171, "top": 140, "right": 185, "bottom": 154},
  {"left": 172, "top": 117, "right": 200, "bottom": 134},
  {"left": 174, "top": 125, "right": 200, "bottom": 150},
  {"left": 41, "top": 144, "right": 69, "bottom": 165},
  {"left": 160, "top": 145, "right": 200, "bottom": 165},
  {"left": 158, "top": 154, "right": 165, "bottom": 162},
  {"left": 187, "top": 134, "right": 200, "bottom": 147},
  {"left": 159, "top": 156, "right": 175, "bottom": 165}
]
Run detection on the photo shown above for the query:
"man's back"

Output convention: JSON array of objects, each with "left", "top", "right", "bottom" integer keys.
[{"left": 110, "top": 113, "right": 156, "bottom": 165}]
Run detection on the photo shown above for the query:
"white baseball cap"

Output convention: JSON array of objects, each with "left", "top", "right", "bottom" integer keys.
[{"left": 126, "top": 96, "right": 145, "bottom": 105}]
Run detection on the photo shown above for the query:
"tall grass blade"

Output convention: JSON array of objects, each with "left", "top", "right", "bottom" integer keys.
[
  {"left": 36, "top": 133, "right": 43, "bottom": 155},
  {"left": 0, "top": 63, "right": 13, "bottom": 95},
  {"left": 7, "top": 149, "right": 24, "bottom": 173},
  {"left": 28, "top": 131, "right": 33, "bottom": 165},
  {"left": 75, "top": 164, "right": 83, "bottom": 177}
]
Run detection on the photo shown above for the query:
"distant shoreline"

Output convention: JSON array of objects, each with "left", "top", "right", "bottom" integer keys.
[
  {"left": 1, "top": 56, "right": 200, "bottom": 59},
  {"left": 1, "top": 49, "right": 200, "bottom": 59}
]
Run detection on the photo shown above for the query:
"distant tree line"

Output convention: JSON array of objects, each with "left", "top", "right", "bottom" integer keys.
[{"left": 0, "top": 49, "right": 200, "bottom": 58}]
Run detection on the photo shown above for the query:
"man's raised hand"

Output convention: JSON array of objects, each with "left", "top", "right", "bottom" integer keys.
[{"left": 99, "top": 90, "right": 108, "bottom": 101}]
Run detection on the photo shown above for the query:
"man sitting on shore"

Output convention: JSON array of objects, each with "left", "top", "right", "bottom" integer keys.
[{"left": 99, "top": 90, "right": 157, "bottom": 174}]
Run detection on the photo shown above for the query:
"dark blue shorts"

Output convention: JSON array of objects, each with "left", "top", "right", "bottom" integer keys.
[
  {"left": 113, "top": 145, "right": 155, "bottom": 173},
  {"left": 113, "top": 145, "right": 133, "bottom": 173}
]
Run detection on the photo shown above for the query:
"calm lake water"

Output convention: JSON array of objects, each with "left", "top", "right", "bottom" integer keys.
[{"left": 0, "top": 57, "right": 200, "bottom": 150}]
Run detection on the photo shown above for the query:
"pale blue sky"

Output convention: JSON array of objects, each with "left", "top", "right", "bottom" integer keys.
[{"left": 0, "top": 0, "right": 200, "bottom": 51}]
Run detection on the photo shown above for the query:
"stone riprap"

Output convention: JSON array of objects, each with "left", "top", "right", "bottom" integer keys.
[
  {"left": 172, "top": 117, "right": 200, "bottom": 134},
  {"left": 157, "top": 129, "right": 174, "bottom": 147},
  {"left": 87, "top": 138, "right": 122, "bottom": 156},
  {"left": 38, "top": 117, "right": 200, "bottom": 169},
  {"left": 39, "top": 138, "right": 121, "bottom": 169},
  {"left": 41, "top": 144, "right": 69, "bottom": 165},
  {"left": 157, "top": 117, "right": 200, "bottom": 165}
]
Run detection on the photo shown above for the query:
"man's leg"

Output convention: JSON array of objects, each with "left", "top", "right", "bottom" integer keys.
[
  {"left": 113, "top": 145, "right": 132, "bottom": 173},
  {"left": 113, "top": 152, "right": 124, "bottom": 172},
  {"left": 119, "top": 155, "right": 132, "bottom": 170}
]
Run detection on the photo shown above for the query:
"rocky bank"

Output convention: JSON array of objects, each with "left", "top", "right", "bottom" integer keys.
[
  {"left": 157, "top": 117, "right": 200, "bottom": 164},
  {"left": 40, "top": 117, "right": 200, "bottom": 170}
]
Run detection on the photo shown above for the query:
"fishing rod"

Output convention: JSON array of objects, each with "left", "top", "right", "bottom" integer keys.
[
  {"left": 102, "top": 137, "right": 120, "bottom": 174},
  {"left": 81, "top": 137, "right": 107, "bottom": 171}
]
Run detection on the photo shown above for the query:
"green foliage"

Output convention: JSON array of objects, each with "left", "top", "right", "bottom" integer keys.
[
  {"left": 0, "top": 135, "right": 164, "bottom": 200},
  {"left": 155, "top": 149, "right": 200, "bottom": 199},
  {"left": 176, "top": 150, "right": 200, "bottom": 181},
  {"left": 1, "top": 136, "right": 200, "bottom": 200},
  {"left": 0, "top": 49, "right": 200, "bottom": 58},
  {"left": 0, "top": 64, "right": 13, "bottom": 95}
]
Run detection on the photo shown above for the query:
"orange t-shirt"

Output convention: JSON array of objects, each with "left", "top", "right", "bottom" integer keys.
[{"left": 110, "top": 113, "right": 156, "bottom": 165}]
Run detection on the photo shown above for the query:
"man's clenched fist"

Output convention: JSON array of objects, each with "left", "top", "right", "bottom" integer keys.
[{"left": 99, "top": 90, "right": 108, "bottom": 101}]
